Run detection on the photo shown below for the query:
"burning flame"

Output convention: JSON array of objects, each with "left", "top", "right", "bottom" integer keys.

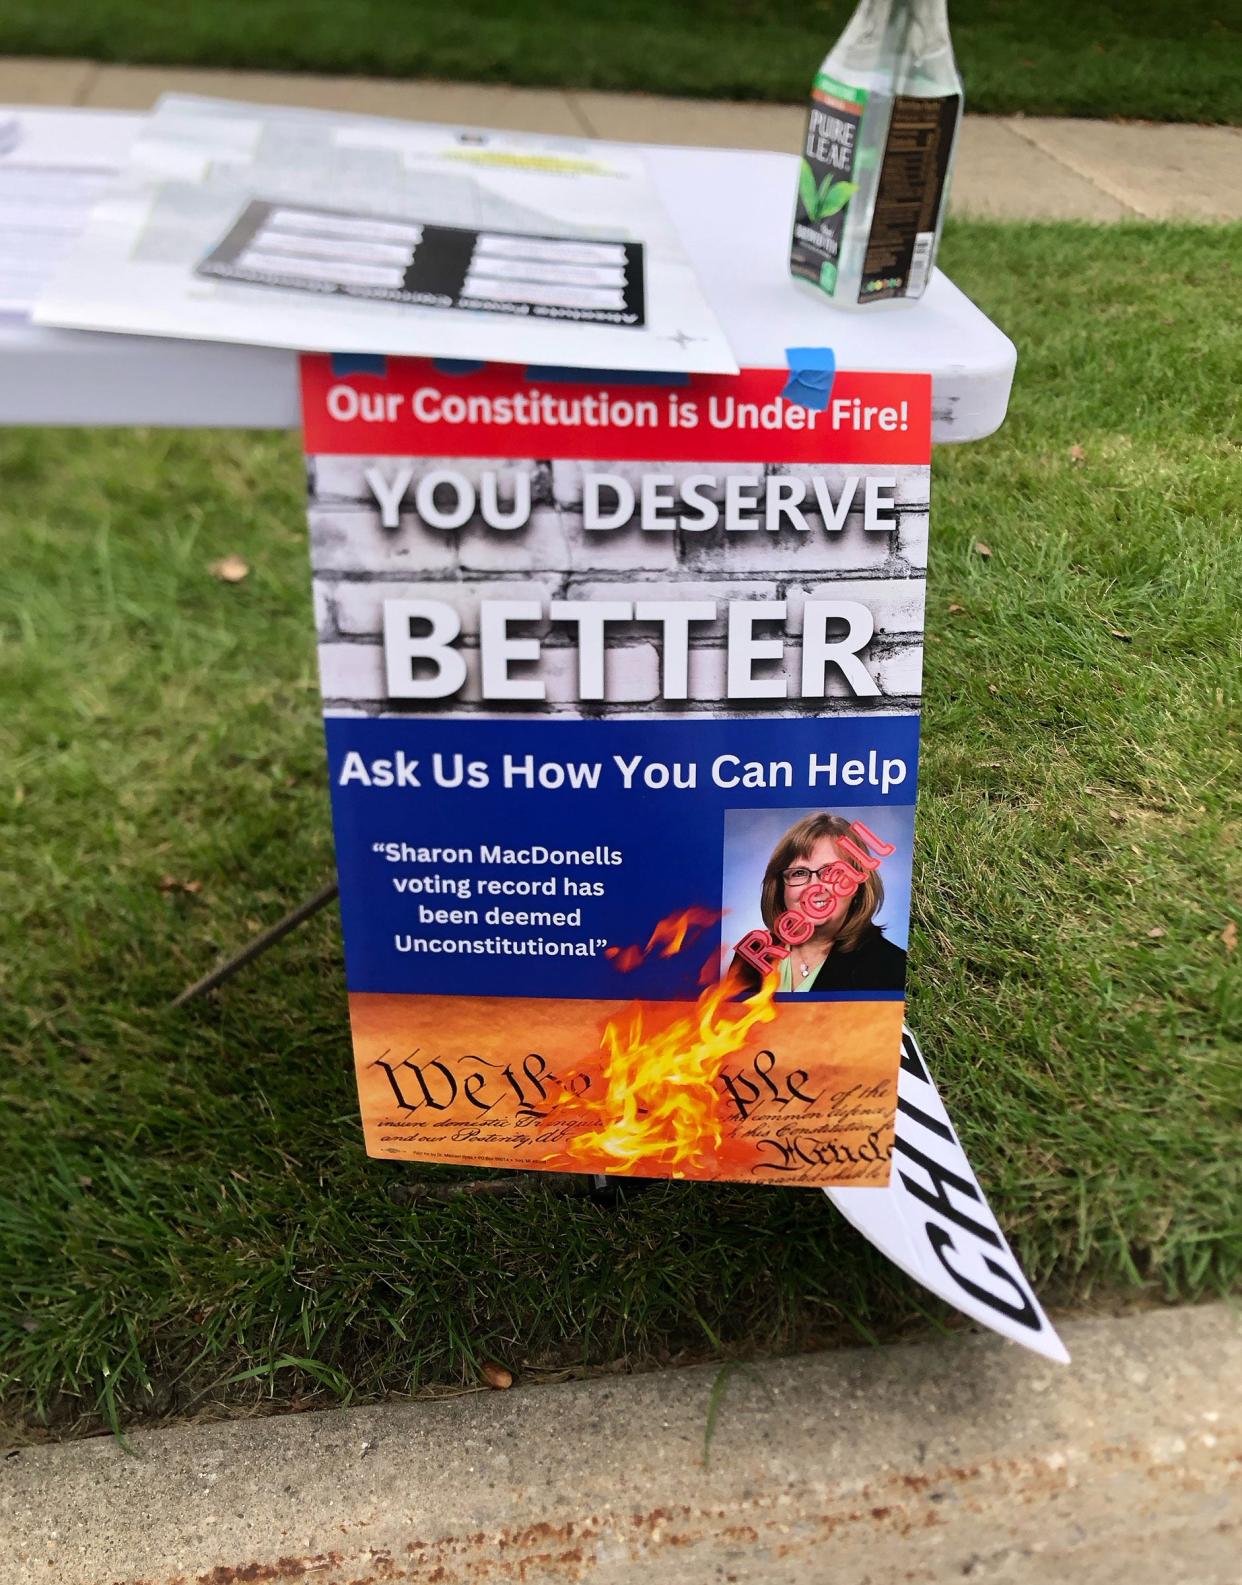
[
  {"left": 605, "top": 906, "right": 721, "bottom": 973},
  {"left": 552, "top": 910, "right": 780, "bottom": 1177}
]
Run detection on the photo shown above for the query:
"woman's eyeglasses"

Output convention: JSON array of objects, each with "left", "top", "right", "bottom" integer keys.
[{"left": 782, "top": 863, "right": 841, "bottom": 886}]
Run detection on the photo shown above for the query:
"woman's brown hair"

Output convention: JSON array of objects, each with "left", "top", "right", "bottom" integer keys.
[{"left": 758, "top": 813, "right": 884, "bottom": 954}]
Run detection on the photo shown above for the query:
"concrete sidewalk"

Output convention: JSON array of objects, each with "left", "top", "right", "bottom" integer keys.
[
  {"left": 2, "top": 56, "right": 1240, "bottom": 221},
  {"left": 3, "top": 1303, "right": 1238, "bottom": 1585}
]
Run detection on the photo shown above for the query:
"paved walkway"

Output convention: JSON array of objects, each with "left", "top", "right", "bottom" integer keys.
[
  {"left": 4, "top": 1303, "right": 1238, "bottom": 1584},
  {"left": 2, "top": 56, "right": 1240, "bottom": 221}
]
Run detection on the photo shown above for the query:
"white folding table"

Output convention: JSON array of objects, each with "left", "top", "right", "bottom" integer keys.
[{"left": 0, "top": 107, "right": 1014, "bottom": 436}]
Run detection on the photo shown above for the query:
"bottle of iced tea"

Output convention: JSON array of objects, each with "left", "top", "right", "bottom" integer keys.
[{"left": 790, "top": 0, "right": 962, "bottom": 309}]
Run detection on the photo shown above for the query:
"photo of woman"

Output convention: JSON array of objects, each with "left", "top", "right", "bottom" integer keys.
[{"left": 729, "top": 810, "right": 908, "bottom": 996}]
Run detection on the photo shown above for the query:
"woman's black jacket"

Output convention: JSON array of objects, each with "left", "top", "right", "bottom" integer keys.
[{"left": 730, "top": 925, "right": 907, "bottom": 996}]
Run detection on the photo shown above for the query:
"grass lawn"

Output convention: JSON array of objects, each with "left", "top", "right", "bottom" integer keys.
[
  {"left": 1, "top": 1, "right": 1240, "bottom": 124},
  {"left": 1, "top": 221, "right": 1240, "bottom": 1439}
]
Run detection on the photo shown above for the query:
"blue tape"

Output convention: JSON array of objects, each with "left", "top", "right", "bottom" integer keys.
[
  {"left": 782, "top": 346, "right": 836, "bottom": 411},
  {"left": 433, "top": 358, "right": 487, "bottom": 376},
  {"left": 330, "top": 353, "right": 387, "bottom": 377}
]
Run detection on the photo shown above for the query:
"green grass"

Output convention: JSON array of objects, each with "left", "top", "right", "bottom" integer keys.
[
  {"left": 1, "top": 221, "right": 1240, "bottom": 1439},
  {"left": 2, "top": 1, "right": 1240, "bottom": 123}
]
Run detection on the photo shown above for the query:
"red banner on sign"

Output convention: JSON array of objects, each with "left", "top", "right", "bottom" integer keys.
[{"left": 300, "top": 357, "right": 931, "bottom": 466}]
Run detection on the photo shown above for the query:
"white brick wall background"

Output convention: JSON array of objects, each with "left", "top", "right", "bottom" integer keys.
[{"left": 308, "top": 454, "right": 928, "bottom": 718}]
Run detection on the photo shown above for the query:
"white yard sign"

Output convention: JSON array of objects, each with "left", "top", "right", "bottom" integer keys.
[{"left": 827, "top": 1028, "right": 1069, "bottom": 1363}]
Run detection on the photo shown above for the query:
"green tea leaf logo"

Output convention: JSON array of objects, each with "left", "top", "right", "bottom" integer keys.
[
  {"left": 799, "top": 163, "right": 860, "bottom": 223},
  {"left": 817, "top": 179, "right": 859, "bottom": 218}
]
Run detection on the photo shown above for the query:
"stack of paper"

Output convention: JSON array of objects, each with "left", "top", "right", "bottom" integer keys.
[{"left": 27, "top": 94, "right": 738, "bottom": 375}]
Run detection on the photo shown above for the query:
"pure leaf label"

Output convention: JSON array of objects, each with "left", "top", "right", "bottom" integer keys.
[{"left": 790, "top": 85, "right": 865, "bottom": 296}]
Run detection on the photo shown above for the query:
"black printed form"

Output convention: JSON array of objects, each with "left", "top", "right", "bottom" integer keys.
[{"left": 198, "top": 200, "right": 645, "bottom": 325}]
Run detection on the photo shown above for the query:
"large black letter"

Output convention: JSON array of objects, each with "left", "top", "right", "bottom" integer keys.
[
  {"left": 895, "top": 1137, "right": 1001, "bottom": 1249},
  {"left": 926, "top": 1225, "right": 1042, "bottom": 1331}
]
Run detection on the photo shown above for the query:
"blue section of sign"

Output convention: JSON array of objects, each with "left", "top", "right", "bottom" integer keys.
[
  {"left": 524, "top": 366, "right": 690, "bottom": 386},
  {"left": 326, "top": 713, "right": 920, "bottom": 1001},
  {"left": 330, "top": 353, "right": 388, "bottom": 377}
]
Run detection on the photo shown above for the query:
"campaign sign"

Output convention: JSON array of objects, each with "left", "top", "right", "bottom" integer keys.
[{"left": 301, "top": 356, "right": 930, "bottom": 1187}]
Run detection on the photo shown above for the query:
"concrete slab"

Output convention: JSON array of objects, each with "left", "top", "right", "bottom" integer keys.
[
  {"left": 0, "top": 57, "right": 96, "bottom": 106},
  {"left": 81, "top": 66, "right": 588, "bottom": 136},
  {"left": 3, "top": 1304, "right": 1238, "bottom": 1585},
  {"left": 950, "top": 116, "right": 1133, "bottom": 220},
  {"left": 1010, "top": 117, "right": 1242, "bottom": 221},
  {"left": 1, "top": 58, "right": 1239, "bottom": 222},
  {"left": 567, "top": 95, "right": 1132, "bottom": 221},
  {"left": 571, "top": 89, "right": 804, "bottom": 152}
]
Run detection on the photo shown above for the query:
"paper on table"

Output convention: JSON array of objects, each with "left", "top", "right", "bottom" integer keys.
[
  {"left": 34, "top": 94, "right": 738, "bottom": 375},
  {"left": 826, "top": 1028, "right": 1069, "bottom": 1363},
  {"left": 0, "top": 111, "right": 129, "bottom": 318}
]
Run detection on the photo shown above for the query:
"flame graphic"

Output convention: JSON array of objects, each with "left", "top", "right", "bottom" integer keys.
[
  {"left": 605, "top": 906, "right": 722, "bottom": 972},
  {"left": 551, "top": 911, "right": 780, "bottom": 1176}
]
